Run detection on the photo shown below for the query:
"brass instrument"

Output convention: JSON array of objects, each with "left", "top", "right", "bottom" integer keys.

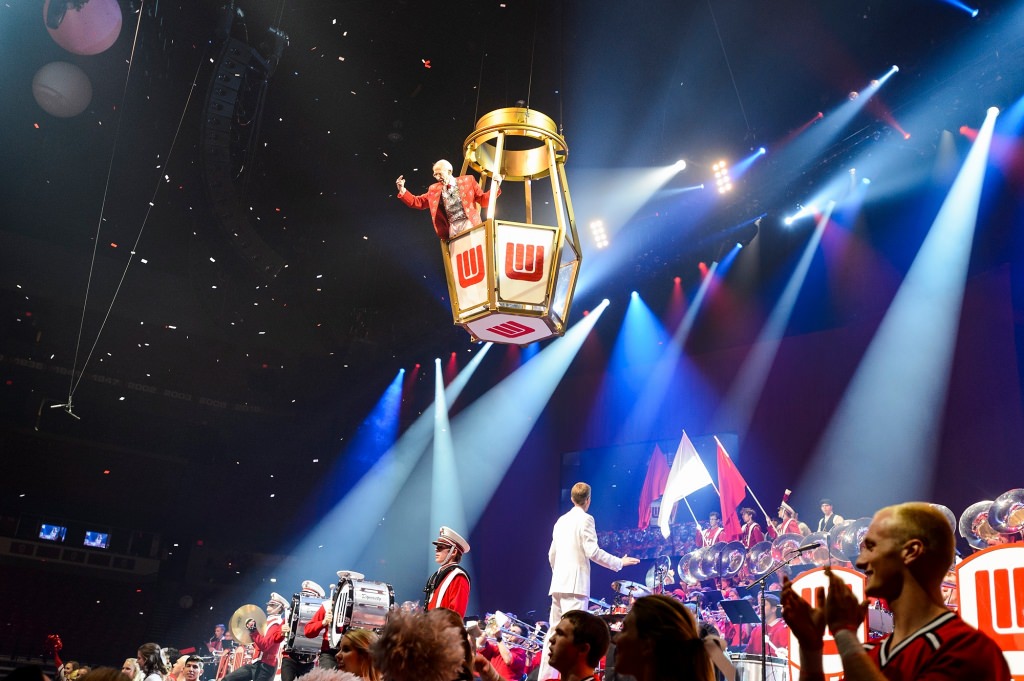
[
  {"left": 480, "top": 611, "right": 545, "bottom": 653},
  {"left": 229, "top": 604, "right": 267, "bottom": 645},
  {"left": 744, "top": 541, "right": 774, "bottom": 578},
  {"left": 959, "top": 500, "right": 1016, "bottom": 550},
  {"left": 988, "top": 489, "right": 1024, "bottom": 534}
]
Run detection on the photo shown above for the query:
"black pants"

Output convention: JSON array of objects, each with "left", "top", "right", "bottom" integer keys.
[
  {"left": 280, "top": 657, "right": 314, "bottom": 681},
  {"left": 318, "top": 651, "right": 338, "bottom": 670},
  {"left": 223, "top": 661, "right": 275, "bottom": 681}
]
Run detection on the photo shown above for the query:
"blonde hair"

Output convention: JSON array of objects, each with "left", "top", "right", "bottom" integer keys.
[
  {"left": 571, "top": 483, "right": 591, "bottom": 506},
  {"left": 878, "top": 502, "right": 955, "bottom": 586},
  {"left": 342, "top": 629, "right": 381, "bottom": 681}
]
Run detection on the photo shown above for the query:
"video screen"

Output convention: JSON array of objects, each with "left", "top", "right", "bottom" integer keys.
[
  {"left": 39, "top": 524, "right": 67, "bottom": 542},
  {"left": 84, "top": 531, "right": 110, "bottom": 549}
]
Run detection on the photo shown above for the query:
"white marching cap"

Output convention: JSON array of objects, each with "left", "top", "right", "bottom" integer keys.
[
  {"left": 301, "top": 580, "right": 325, "bottom": 598},
  {"left": 433, "top": 526, "right": 470, "bottom": 554}
]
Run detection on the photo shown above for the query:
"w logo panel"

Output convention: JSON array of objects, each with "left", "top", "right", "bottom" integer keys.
[
  {"left": 486, "top": 320, "right": 534, "bottom": 339},
  {"left": 957, "top": 545, "right": 1024, "bottom": 679},
  {"left": 504, "top": 243, "right": 545, "bottom": 282},
  {"left": 973, "top": 566, "right": 1024, "bottom": 649},
  {"left": 456, "top": 245, "right": 486, "bottom": 288}
]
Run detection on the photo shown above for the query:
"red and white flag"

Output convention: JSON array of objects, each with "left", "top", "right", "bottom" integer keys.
[{"left": 659, "top": 431, "right": 713, "bottom": 538}]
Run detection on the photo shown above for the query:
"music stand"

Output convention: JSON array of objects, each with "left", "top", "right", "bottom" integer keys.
[
  {"left": 700, "top": 589, "right": 725, "bottom": 609},
  {"left": 718, "top": 599, "right": 761, "bottom": 626}
]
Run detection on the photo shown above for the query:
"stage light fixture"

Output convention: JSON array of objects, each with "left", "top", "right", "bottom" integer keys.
[
  {"left": 675, "top": 159, "right": 687, "bottom": 169},
  {"left": 712, "top": 160, "right": 733, "bottom": 194},
  {"left": 589, "top": 219, "right": 609, "bottom": 249}
]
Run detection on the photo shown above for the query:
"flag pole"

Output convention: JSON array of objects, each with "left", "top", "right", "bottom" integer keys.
[{"left": 682, "top": 496, "right": 703, "bottom": 531}]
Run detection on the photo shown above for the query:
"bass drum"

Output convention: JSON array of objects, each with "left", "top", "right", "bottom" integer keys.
[
  {"left": 328, "top": 579, "right": 395, "bottom": 648},
  {"left": 286, "top": 593, "right": 327, "bottom": 661},
  {"left": 729, "top": 653, "right": 788, "bottom": 681}
]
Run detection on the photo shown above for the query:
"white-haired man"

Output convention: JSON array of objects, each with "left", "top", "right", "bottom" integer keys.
[{"left": 395, "top": 160, "right": 501, "bottom": 239}]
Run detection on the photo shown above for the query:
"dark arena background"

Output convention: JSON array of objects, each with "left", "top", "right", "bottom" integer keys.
[{"left": 1, "top": 0, "right": 1023, "bottom": 670}]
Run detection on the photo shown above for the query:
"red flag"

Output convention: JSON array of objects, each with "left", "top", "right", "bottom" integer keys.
[
  {"left": 716, "top": 437, "right": 747, "bottom": 541},
  {"left": 638, "top": 444, "right": 670, "bottom": 529}
]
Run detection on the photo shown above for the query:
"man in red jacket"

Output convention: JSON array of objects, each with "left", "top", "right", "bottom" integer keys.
[
  {"left": 396, "top": 160, "right": 501, "bottom": 240},
  {"left": 224, "top": 592, "right": 287, "bottom": 681}
]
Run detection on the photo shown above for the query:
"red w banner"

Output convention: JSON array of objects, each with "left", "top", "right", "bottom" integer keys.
[
  {"left": 716, "top": 436, "right": 747, "bottom": 542},
  {"left": 638, "top": 444, "right": 670, "bottom": 529}
]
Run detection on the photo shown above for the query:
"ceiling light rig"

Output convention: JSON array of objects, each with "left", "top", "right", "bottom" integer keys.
[{"left": 713, "top": 160, "right": 733, "bottom": 194}]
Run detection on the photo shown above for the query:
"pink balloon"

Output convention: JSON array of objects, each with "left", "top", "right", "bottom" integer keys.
[{"left": 45, "top": 0, "right": 123, "bottom": 56}]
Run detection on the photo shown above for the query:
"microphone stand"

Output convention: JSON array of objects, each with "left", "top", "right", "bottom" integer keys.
[{"left": 750, "top": 550, "right": 804, "bottom": 681}]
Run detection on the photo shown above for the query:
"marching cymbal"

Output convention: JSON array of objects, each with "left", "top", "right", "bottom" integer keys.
[
  {"left": 230, "top": 604, "right": 266, "bottom": 645},
  {"left": 611, "top": 580, "right": 651, "bottom": 596}
]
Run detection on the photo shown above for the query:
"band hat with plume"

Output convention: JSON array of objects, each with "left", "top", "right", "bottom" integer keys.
[{"left": 432, "top": 526, "right": 470, "bottom": 553}]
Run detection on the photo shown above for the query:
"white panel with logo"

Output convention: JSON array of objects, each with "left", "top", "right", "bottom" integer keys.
[
  {"left": 957, "top": 544, "right": 1024, "bottom": 679},
  {"left": 448, "top": 228, "right": 490, "bottom": 315},
  {"left": 495, "top": 223, "right": 555, "bottom": 305},
  {"left": 787, "top": 567, "right": 866, "bottom": 681}
]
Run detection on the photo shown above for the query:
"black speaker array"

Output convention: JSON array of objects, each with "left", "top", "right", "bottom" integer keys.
[{"left": 200, "top": 38, "right": 285, "bottom": 281}]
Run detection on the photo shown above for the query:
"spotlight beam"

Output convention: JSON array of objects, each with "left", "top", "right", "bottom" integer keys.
[
  {"left": 716, "top": 204, "right": 834, "bottom": 436},
  {"left": 799, "top": 107, "right": 999, "bottom": 504},
  {"left": 449, "top": 303, "right": 609, "bottom": 525}
]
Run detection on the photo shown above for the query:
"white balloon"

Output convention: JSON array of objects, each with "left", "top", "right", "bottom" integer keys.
[{"left": 33, "top": 61, "right": 93, "bottom": 118}]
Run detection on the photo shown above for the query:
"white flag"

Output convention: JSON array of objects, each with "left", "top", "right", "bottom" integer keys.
[{"left": 659, "top": 431, "right": 714, "bottom": 538}]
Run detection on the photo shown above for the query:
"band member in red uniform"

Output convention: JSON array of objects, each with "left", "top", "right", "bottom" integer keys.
[
  {"left": 424, "top": 526, "right": 471, "bottom": 616},
  {"left": 781, "top": 502, "right": 1011, "bottom": 681},
  {"left": 702, "top": 512, "right": 726, "bottom": 547},
  {"left": 281, "top": 581, "right": 325, "bottom": 681},
  {"left": 772, "top": 502, "right": 802, "bottom": 537},
  {"left": 395, "top": 160, "right": 501, "bottom": 240},
  {"left": 744, "top": 595, "right": 789, "bottom": 656},
  {"left": 476, "top": 620, "right": 527, "bottom": 681},
  {"left": 304, "top": 576, "right": 344, "bottom": 669},
  {"left": 739, "top": 508, "right": 764, "bottom": 549},
  {"left": 224, "top": 592, "right": 288, "bottom": 681}
]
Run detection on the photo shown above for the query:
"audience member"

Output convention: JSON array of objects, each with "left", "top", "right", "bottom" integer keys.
[
  {"left": 546, "top": 610, "right": 610, "bottom": 681},
  {"left": 121, "top": 659, "right": 144, "bottom": 681},
  {"left": 137, "top": 643, "right": 168, "bottom": 681},
  {"left": 335, "top": 629, "right": 380, "bottom": 681},
  {"left": 613, "top": 594, "right": 714, "bottom": 681},
  {"left": 781, "top": 502, "right": 1010, "bottom": 681},
  {"left": 371, "top": 609, "right": 468, "bottom": 681}
]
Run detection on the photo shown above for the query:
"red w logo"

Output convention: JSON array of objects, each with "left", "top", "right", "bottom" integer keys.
[
  {"left": 487, "top": 320, "right": 533, "bottom": 339},
  {"left": 974, "top": 567, "right": 1024, "bottom": 649},
  {"left": 504, "top": 243, "right": 544, "bottom": 282},
  {"left": 456, "top": 246, "right": 486, "bottom": 288}
]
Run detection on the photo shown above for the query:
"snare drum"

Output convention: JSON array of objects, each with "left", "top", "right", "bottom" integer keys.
[
  {"left": 729, "top": 653, "right": 788, "bottom": 681},
  {"left": 328, "top": 578, "right": 395, "bottom": 648},
  {"left": 286, "top": 593, "right": 327, "bottom": 661}
]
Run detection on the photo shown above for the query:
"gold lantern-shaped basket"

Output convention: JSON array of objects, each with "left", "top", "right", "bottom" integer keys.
[{"left": 442, "top": 107, "right": 582, "bottom": 345}]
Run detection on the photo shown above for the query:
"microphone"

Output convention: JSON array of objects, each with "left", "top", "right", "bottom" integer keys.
[{"left": 791, "top": 542, "right": 822, "bottom": 553}]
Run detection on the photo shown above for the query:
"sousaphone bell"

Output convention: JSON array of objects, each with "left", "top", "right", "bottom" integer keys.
[
  {"left": 744, "top": 541, "right": 774, "bottom": 577},
  {"left": 230, "top": 604, "right": 267, "bottom": 645},
  {"left": 988, "top": 488, "right": 1024, "bottom": 534}
]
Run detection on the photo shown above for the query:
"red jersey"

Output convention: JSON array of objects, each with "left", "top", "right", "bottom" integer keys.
[
  {"left": 425, "top": 565, "right": 470, "bottom": 616},
  {"left": 745, "top": 619, "right": 789, "bottom": 655},
  {"left": 251, "top": 616, "right": 285, "bottom": 668},
  {"left": 864, "top": 611, "right": 1011, "bottom": 680},
  {"left": 740, "top": 521, "right": 764, "bottom": 548},
  {"left": 479, "top": 640, "right": 527, "bottom": 681},
  {"left": 702, "top": 526, "right": 725, "bottom": 547}
]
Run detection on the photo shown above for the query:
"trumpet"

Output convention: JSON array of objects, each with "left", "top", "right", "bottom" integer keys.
[{"left": 478, "top": 611, "right": 546, "bottom": 653}]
